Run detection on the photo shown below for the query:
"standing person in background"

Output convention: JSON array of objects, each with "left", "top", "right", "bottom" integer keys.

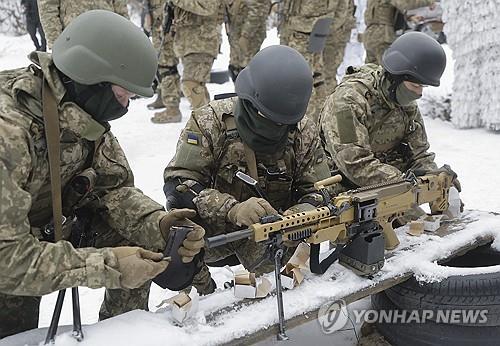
[
  {"left": 147, "top": 0, "right": 183, "bottom": 123},
  {"left": 224, "top": 0, "right": 270, "bottom": 81},
  {"left": 278, "top": 0, "right": 336, "bottom": 122},
  {"left": 363, "top": 0, "right": 435, "bottom": 64},
  {"left": 171, "top": 0, "right": 223, "bottom": 111},
  {"left": 323, "top": 0, "right": 356, "bottom": 95},
  {"left": 38, "top": 0, "right": 129, "bottom": 49},
  {"left": 21, "top": 0, "right": 47, "bottom": 52}
]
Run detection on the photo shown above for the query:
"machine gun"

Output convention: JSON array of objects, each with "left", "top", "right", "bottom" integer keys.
[{"left": 206, "top": 168, "right": 455, "bottom": 339}]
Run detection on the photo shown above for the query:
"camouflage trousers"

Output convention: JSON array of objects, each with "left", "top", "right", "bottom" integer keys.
[
  {"left": 363, "top": 24, "right": 395, "bottom": 65},
  {"left": 324, "top": 22, "right": 353, "bottom": 95},
  {"left": 280, "top": 29, "right": 327, "bottom": 123},
  {"left": 152, "top": 26, "right": 181, "bottom": 107},
  {"left": 226, "top": 13, "right": 266, "bottom": 68},
  {"left": 191, "top": 237, "right": 295, "bottom": 295},
  {"left": 180, "top": 53, "right": 215, "bottom": 109}
]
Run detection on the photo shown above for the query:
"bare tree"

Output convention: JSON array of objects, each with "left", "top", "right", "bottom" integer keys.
[{"left": 0, "top": 0, "right": 26, "bottom": 35}]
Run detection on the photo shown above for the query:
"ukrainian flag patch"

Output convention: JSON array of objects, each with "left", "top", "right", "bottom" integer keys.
[{"left": 186, "top": 131, "right": 200, "bottom": 145}]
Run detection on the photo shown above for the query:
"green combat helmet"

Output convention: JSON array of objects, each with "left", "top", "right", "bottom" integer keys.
[
  {"left": 382, "top": 31, "right": 446, "bottom": 87},
  {"left": 235, "top": 45, "right": 313, "bottom": 125},
  {"left": 52, "top": 10, "right": 157, "bottom": 97}
]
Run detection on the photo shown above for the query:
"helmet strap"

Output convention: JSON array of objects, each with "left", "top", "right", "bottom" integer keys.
[{"left": 385, "top": 72, "right": 404, "bottom": 103}]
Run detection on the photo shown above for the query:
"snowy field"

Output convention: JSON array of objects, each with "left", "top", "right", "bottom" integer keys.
[{"left": 1, "top": 25, "right": 500, "bottom": 345}]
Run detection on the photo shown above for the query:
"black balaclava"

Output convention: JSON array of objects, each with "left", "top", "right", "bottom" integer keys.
[
  {"left": 59, "top": 70, "right": 128, "bottom": 124},
  {"left": 234, "top": 98, "right": 292, "bottom": 154}
]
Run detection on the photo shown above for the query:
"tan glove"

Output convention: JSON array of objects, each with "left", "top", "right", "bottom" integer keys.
[
  {"left": 111, "top": 247, "right": 169, "bottom": 289},
  {"left": 160, "top": 208, "right": 206, "bottom": 263},
  {"left": 227, "top": 197, "right": 278, "bottom": 227}
]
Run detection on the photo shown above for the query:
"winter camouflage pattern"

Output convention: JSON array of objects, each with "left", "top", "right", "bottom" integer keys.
[
  {"left": 324, "top": 0, "right": 356, "bottom": 94},
  {"left": 171, "top": 0, "right": 223, "bottom": 108},
  {"left": 0, "top": 52, "right": 167, "bottom": 337},
  {"left": 149, "top": 0, "right": 181, "bottom": 108},
  {"left": 38, "top": 0, "right": 129, "bottom": 48},
  {"left": 319, "top": 64, "right": 437, "bottom": 189},
  {"left": 164, "top": 97, "right": 330, "bottom": 289},
  {"left": 279, "top": 0, "right": 337, "bottom": 121},
  {"left": 225, "top": 0, "right": 270, "bottom": 68},
  {"left": 364, "top": 0, "right": 435, "bottom": 64}
]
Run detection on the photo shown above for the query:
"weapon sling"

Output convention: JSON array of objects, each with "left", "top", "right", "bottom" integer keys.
[{"left": 41, "top": 80, "right": 84, "bottom": 344}]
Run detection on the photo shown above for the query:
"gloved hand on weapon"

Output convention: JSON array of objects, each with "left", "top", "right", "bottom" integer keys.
[
  {"left": 409, "top": 164, "right": 463, "bottom": 211},
  {"left": 111, "top": 247, "right": 169, "bottom": 289},
  {"left": 160, "top": 208, "right": 206, "bottom": 263},
  {"left": 227, "top": 197, "right": 278, "bottom": 227}
]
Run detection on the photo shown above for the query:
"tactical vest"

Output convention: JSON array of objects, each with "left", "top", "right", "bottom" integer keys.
[{"left": 209, "top": 99, "right": 299, "bottom": 212}]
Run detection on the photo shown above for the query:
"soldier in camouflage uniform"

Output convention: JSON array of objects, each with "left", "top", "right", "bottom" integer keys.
[
  {"left": 38, "top": 0, "right": 129, "bottom": 49},
  {"left": 171, "top": 0, "right": 223, "bottom": 110},
  {"left": 319, "top": 32, "right": 459, "bottom": 195},
  {"left": 146, "top": 0, "right": 183, "bottom": 123},
  {"left": 364, "top": 0, "right": 436, "bottom": 64},
  {"left": 224, "top": 0, "right": 270, "bottom": 81},
  {"left": 279, "top": 0, "right": 337, "bottom": 121},
  {"left": 0, "top": 11, "right": 204, "bottom": 338},
  {"left": 323, "top": 0, "right": 356, "bottom": 94},
  {"left": 163, "top": 46, "right": 331, "bottom": 294}
]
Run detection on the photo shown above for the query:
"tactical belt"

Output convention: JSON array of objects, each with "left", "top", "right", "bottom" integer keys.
[{"left": 42, "top": 79, "right": 63, "bottom": 242}]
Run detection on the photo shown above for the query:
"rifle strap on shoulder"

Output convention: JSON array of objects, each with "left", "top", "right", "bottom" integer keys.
[{"left": 42, "top": 79, "right": 63, "bottom": 242}]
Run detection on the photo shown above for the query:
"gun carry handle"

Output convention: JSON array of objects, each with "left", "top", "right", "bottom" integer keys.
[
  {"left": 380, "top": 220, "right": 400, "bottom": 250},
  {"left": 309, "top": 243, "right": 344, "bottom": 274}
]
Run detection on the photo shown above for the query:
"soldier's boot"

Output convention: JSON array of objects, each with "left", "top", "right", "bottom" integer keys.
[
  {"left": 181, "top": 80, "right": 210, "bottom": 110},
  {"left": 228, "top": 64, "right": 243, "bottom": 82},
  {"left": 150, "top": 104, "right": 182, "bottom": 124},
  {"left": 147, "top": 89, "right": 165, "bottom": 110}
]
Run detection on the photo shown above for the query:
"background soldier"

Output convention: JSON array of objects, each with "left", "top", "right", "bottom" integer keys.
[
  {"left": 146, "top": 0, "right": 183, "bottom": 123},
  {"left": 163, "top": 45, "right": 331, "bottom": 294},
  {"left": 0, "top": 11, "right": 204, "bottom": 338},
  {"left": 364, "top": 0, "right": 436, "bottom": 64},
  {"left": 171, "top": 0, "right": 222, "bottom": 110},
  {"left": 278, "top": 0, "right": 337, "bottom": 121},
  {"left": 38, "top": 0, "right": 130, "bottom": 49},
  {"left": 319, "top": 32, "right": 460, "bottom": 194},
  {"left": 323, "top": 0, "right": 356, "bottom": 94},
  {"left": 224, "top": 0, "right": 270, "bottom": 81},
  {"left": 21, "top": 0, "right": 46, "bottom": 52}
]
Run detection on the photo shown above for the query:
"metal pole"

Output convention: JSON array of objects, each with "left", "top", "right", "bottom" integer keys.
[
  {"left": 44, "top": 289, "right": 66, "bottom": 344},
  {"left": 273, "top": 248, "right": 288, "bottom": 341},
  {"left": 72, "top": 287, "right": 84, "bottom": 341}
]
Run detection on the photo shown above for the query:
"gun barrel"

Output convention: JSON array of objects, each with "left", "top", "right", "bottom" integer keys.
[{"left": 206, "top": 229, "right": 253, "bottom": 248}]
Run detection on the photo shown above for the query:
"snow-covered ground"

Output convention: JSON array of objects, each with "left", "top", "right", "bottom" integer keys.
[{"left": 1, "top": 24, "right": 500, "bottom": 345}]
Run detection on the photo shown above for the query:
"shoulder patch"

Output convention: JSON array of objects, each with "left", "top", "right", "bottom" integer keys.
[{"left": 186, "top": 131, "right": 200, "bottom": 145}]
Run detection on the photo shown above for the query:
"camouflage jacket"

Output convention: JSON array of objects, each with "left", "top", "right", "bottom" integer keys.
[
  {"left": 164, "top": 97, "right": 331, "bottom": 236},
  {"left": 365, "top": 0, "right": 434, "bottom": 27},
  {"left": 171, "top": 0, "right": 223, "bottom": 57},
  {"left": 38, "top": 0, "right": 129, "bottom": 48},
  {"left": 319, "top": 64, "right": 437, "bottom": 188},
  {"left": 280, "top": 0, "right": 337, "bottom": 33},
  {"left": 0, "top": 52, "right": 166, "bottom": 296}
]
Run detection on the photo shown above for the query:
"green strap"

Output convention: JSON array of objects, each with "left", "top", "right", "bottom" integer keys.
[{"left": 42, "top": 80, "right": 63, "bottom": 242}]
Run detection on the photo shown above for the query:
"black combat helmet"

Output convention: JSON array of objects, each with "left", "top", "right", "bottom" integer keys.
[
  {"left": 52, "top": 10, "right": 158, "bottom": 97},
  {"left": 382, "top": 31, "right": 446, "bottom": 87},
  {"left": 235, "top": 45, "right": 313, "bottom": 125}
]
